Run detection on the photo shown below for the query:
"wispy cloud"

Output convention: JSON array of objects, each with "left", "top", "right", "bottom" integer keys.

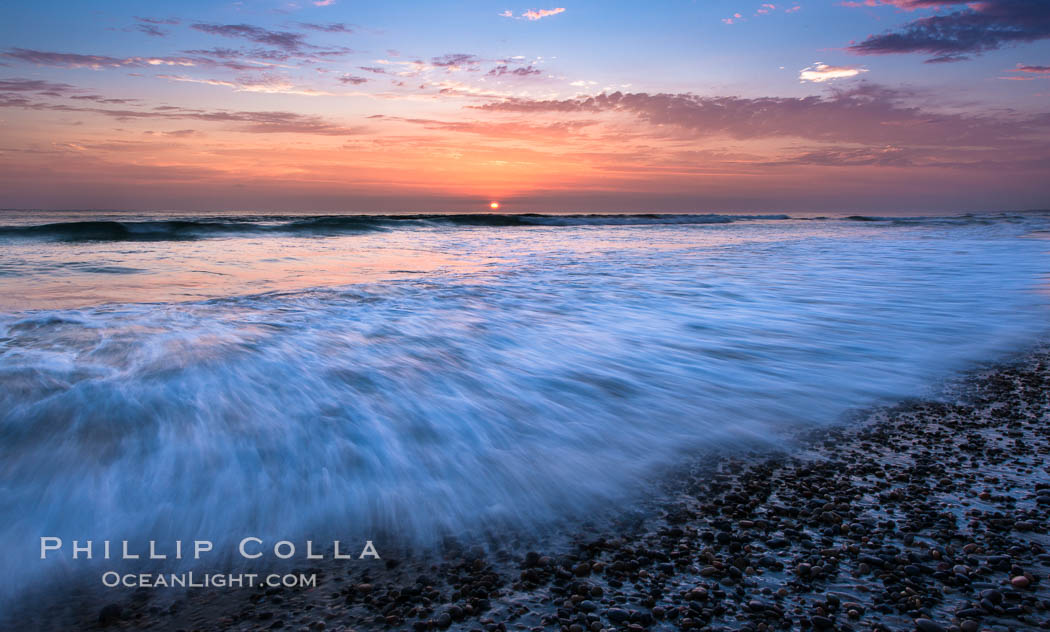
[
  {"left": 847, "top": 0, "right": 1050, "bottom": 62},
  {"left": 501, "top": 8, "right": 566, "bottom": 21},
  {"left": 297, "top": 22, "right": 353, "bottom": 33},
  {"left": 0, "top": 78, "right": 76, "bottom": 94},
  {"left": 133, "top": 16, "right": 178, "bottom": 37},
  {"left": 156, "top": 74, "right": 335, "bottom": 96},
  {"left": 313, "top": 0, "right": 337, "bottom": 5},
  {"left": 2, "top": 48, "right": 198, "bottom": 69},
  {"left": 723, "top": 3, "right": 801, "bottom": 24},
  {"left": 372, "top": 114, "right": 595, "bottom": 139},
  {"left": 191, "top": 23, "right": 308, "bottom": 52},
  {"left": 799, "top": 62, "right": 867, "bottom": 82},
  {"left": 523, "top": 7, "right": 566, "bottom": 20},
  {"left": 471, "top": 85, "right": 1050, "bottom": 148},
  {"left": 487, "top": 64, "right": 542, "bottom": 77},
  {"left": 136, "top": 24, "right": 169, "bottom": 37},
  {"left": 135, "top": 17, "right": 180, "bottom": 25},
  {"left": 70, "top": 94, "right": 138, "bottom": 104},
  {"left": 0, "top": 95, "right": 363, "bottom": 135},
  {"left": 2, "top": 47, "right": 287, "bottom": 76},
  {"left": 3, "top": 49, "right": 127, "bottom": 69},
  {"left": 430, "top": 53, "right": 482, "bottom": 69},
  {"left": 840, "top": 1, "right": 967, "bottom": 9},
  {"left": 764, "top": 145, "right": 913, "bottom": 167},
  {"left": 1001, "top": 63, "right": 1050, "bottom": 80}
]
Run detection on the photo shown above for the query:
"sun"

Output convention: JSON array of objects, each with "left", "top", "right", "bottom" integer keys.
[{"left": 489, "top": 201, "right": 500, "bottom": 210}]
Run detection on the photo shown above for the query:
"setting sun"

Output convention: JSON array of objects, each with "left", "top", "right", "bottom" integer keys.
[{"left": 489, "top": 201, "right": 500, "bottom": 210}]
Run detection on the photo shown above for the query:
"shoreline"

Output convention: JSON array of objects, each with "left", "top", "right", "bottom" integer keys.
[{"left": 10, "top": 350, "right": 1050, "bottom": 631}]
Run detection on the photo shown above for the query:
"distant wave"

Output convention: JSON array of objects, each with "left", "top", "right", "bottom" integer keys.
[
  {"left": 0, "top": 214, "right": 790, "bottom": 242},
  {"left": 841, "top": 212, "right": 1050, "bottom": 226}
]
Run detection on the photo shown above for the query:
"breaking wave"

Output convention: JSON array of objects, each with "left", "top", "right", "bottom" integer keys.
[{"left": 0, "top": 213, "right": 792, "bottom": 242}]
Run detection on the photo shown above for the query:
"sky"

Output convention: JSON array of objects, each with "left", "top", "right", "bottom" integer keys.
[{"left": 0, "top": 0, "right": 1048, "bottom": 213}]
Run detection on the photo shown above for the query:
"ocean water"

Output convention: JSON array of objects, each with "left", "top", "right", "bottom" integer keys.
[{"left": 0, "top": 210, "right": 1048, "bottom": 601}]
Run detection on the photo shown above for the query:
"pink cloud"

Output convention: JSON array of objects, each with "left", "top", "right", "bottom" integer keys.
[
  {"left": 471, "top": 85, "right": 1050, "bottom": 150},
  {"left": 1000, "top": 63, "right": 1050, "bottom": 80},
  {"left": 840, "top": 0, "right": 959, "bottom": 8},
  {"left": 521, "top": 8, "right": 566, "bottom": 20},
  {"left": 799, "top": 62, "right": 868, "bottom": 82}
]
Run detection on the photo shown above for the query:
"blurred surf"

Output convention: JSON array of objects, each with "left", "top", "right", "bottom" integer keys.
[{"left": 0, "top": 210, "right": 1047, "bottom": 604}]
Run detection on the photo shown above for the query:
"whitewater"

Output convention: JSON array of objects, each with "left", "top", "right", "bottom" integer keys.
[{"left": 0, "top": 210, "right": 1048, "bottom": 607}]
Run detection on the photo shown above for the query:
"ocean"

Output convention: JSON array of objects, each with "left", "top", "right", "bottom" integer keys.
[{"left": 1, "top": 210, "right": 1048, "bottom": 604}]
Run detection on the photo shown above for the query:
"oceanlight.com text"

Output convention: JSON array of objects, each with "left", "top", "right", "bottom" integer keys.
[{"left": 101, "top": 571, "right": 317, "bottom": 589}]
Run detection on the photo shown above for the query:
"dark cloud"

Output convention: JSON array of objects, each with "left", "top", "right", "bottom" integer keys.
[
  {"left": 487, "top": 64, "right": 542, "bottom": 77},
  {"left": 181, "top": 47, "right": 293, "bottom": 67},
  {"left": 161, "top": 109, "right": 365, "bottom": 135},
  {"left": 0, "top": 78, "right": 75, "bottom": 93},
  {"left": 184, "top": 47, "right": 286, "bottom": 60},
  {"left": 848, "top": 0, "right": 1050, "bottom": 61},
  {"left": 184, "top": 47, "right": 243, "bottom": 58},
  {"left": 136, "top": 17, "right": 180, "bottom": 25},
  {"left": 0, "top": 94, "right": 32, "bottom": 107},
  {"left": 306, "top": 47, "right": 354, "bottom": 59},
  {"left": 191, "top": 23, "right": 307, "bottom": 52},
  {"left": 845, "top": 1, "right": 956, "bottom": 7},
  {"left": 184, "top": 42, "right": 353, "bottom": 66},
  {"left": 339, "top": 74, "right": 368, "bottom": 85},
  {"left": 0, "top": 95, "right": 364, "bottom": 136},
  {"left": 132, "top": 16, "right": 177, "bottom": 37},
  {"left": 136, "top": 24, "right": 168, "bottom": 37},
  {"left": 298, "top": 22, "right": 353, "bottom": 33},
  {"left": 358, "top": 65, "right": 387, "bottom": 74},
  {"left": 472, "top": 85, "right": 1050, "bottom": 147},
  {"left": 1, "top": 48, "right": 207, "bottom": 70},
  {"left": 1004, "top": 63, "right": 1050, "bottom": 79},
  {"left": 2, "top": 48, "right": 126, "bottom": 69},
  {"left": 4, "top": 46, "right": 283, "bottom": 74},
  {"left": 924, "top": 54, "right": 970, "bottom": 63},
  {"left": 765, "top": 146, "right": 914, "bottom": 167},
  {"left": 70, "top": 95, "right": 137, "bottom": 104},
  {"left": 430, "top": 53, "right": 480, "bottom": 68}
]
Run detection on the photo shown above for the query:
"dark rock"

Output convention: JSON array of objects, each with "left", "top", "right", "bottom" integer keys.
[{"left": 914, "top": 619, "right": 945, "bottom": 632}]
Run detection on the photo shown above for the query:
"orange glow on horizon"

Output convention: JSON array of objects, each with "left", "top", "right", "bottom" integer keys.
[{"left": 489, "top": 201, "right": 500, "bottom": 210}]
